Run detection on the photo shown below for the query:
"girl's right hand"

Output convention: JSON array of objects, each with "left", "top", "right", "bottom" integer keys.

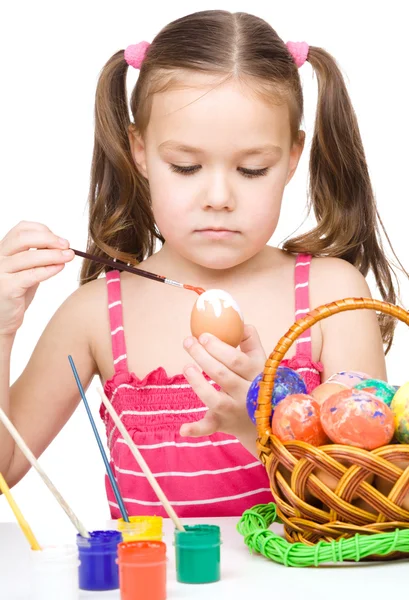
[{"left": 0, "top": 221, "right": 74, "bottom": 338}]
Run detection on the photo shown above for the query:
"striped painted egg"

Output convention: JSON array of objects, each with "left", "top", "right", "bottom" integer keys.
[{"left": 325, "top": 371, "right": 370, "bottom": 388}]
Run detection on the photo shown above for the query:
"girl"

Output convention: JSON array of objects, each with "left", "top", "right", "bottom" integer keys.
[{"left": 0, "top": 10, "right": 403, "bottom": 518}]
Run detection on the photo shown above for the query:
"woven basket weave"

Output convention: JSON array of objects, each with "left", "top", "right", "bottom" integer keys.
[{"left": 255, "top": 297, "right": 409, "bottom": 551}]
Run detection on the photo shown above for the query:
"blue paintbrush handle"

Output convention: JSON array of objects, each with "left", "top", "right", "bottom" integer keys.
[{"left": 68, "top": 356, "right": 129, "bottom": 522}]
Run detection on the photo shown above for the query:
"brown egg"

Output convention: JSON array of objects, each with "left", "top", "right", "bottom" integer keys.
[
  {"left": 310, "top": 382, "right": 348, "bottom": 405},
  {"left": 374, "top": 460, "right": 409, "bottom": 511},
  {"left": 314, "top": 461, "right": 374, "bottom": 500},
  {"left": 190, "top": 289, "right": 244, "bottom": 347},
  {"left": 273, "top": 463, "right": 315, "bottom": 505},
  {"left": 353, "top": 497, "right": 378, "bottom": 515},
  {"left": 314, "top": 467, "right": 340, "bottom": 494}
]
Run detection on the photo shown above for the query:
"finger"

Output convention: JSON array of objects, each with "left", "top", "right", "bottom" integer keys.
[
  {"left": 183, "top": 338, "right": 243, "bottom": 393},
  {"left": 0, "top": 261, "right": 71, "bottom": 297},
  {"left": 2, "top": 263, "right": 66, "bottom": 296},
  {"left": 180, "top": 412, "right": 220, "bottom": 437},
  {"left": 183, "top": 364, "right": 228, "bottom": 411},
  {"left": 1, "top": 227, "right": 69, "bottom": 257},
  {"left": 184, "top": 333, "right": 256, "bottom": 382},
  {"left": 7, "top": 221, "right": 52, "bottom": 235},
  {"left": 0, "top": 248, "right": 74, "bottom": 274},
  {"left": 239, "top": 325, "right": 266, "bottom": 362},
  {"left": 183, "top": 365, "right": 221, "bottom": 409}
]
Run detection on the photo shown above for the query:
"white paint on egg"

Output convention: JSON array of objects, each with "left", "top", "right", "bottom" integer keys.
[{"left": 195, "top": 289, "right": 243, "bottom": 320}]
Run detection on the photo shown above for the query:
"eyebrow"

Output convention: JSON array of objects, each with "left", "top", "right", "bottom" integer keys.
[{"left": 158, "top": 140, "right": 282, "bottom": 157}]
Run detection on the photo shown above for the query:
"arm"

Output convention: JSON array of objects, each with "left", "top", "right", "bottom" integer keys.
[
  {"left": 309, "top": 257, "right": 387, "bottom": 382},
  {"left": 0, "top": 334, "right": 15, "bottom": 475},
  {"left": 1, "top": 281, "right": 101, "bottom": 488}
]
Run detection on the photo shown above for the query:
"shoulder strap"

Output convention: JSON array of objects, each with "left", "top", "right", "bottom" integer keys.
[
  {"left": 106, "top": 270, "right": 128, "bottom": 374},
  {"left": 294, "top": 253, "right": 313, "bottom": 359}
]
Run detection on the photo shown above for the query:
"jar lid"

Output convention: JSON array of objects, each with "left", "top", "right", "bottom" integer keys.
[
  {"left": 118, "top": 540, "right": 167, "bottom": 563},
  {"left": 118, "top": 515, "right": 163, "bottom": 535},
  {"left": 77, "top": 530, "right": 122, "bottom": 549},
  {"left": 174, "top": 524, "right": 221, "bottom": 548}
]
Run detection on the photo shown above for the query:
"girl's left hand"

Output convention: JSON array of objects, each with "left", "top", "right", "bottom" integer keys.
[{"left": 180, "top": 325, "right": 266, "bottom": 438}]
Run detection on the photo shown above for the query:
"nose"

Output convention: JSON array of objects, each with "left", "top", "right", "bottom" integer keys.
[{"left": 202, "top": 170, "right": 235, "bottom": 211}]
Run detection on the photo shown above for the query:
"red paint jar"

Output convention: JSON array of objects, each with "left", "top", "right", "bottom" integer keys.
[{"left": 117, "top": 540, "right": 167, "bottom": 600}]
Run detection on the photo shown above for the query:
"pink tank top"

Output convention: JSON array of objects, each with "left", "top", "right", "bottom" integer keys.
[{"left": 100, "top": 253, "right": 323, "bottom": 518}]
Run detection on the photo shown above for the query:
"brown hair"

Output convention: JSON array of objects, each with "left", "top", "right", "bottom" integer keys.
[{"left": 80, "top": 9, "right": 405, "bottom": 351}]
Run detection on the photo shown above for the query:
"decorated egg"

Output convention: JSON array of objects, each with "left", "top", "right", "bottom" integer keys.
[
  {"left": 310, "top": 382, "right": 348, "bottom": 405},
  {"left": 320, "top": 389, "right": 395, "bottom": 450},
  {"left": 374, "top": 460, "right": 409, "bottom": 511},
  {"left": 325, "top": 371, "right": 370, "bottom": 388},
  {"left": 390, "top": 382, "right": 409, "bottom": 443},
  {"left": 272, "top": 366, "right": 308, "bottom": 408},
  {"left": 246, "top": 373, "right": 264, "bottom": 424},
  {"left": 354, "top": 379, "right": 396, "bottom": 406},
  {"left": 190, "top": 289, "right": 244, "bottom": 347},
  {"left": 272, "top": 394, "right": 329, "bottom": 446},
  {"left": 246, "top": 367, "right": 307, "bottom": 424}
]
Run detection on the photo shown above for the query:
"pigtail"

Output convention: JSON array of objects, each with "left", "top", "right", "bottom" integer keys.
[
  {"left": 283, "top": 46, "right": 405, "bottom": 352},
  {"left": 80, "top": 51, "right": 161, "bottom": 285}
]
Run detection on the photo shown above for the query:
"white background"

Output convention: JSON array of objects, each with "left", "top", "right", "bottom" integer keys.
[{"left": 0, "top": 0, "right": 408, "bottom": 534}]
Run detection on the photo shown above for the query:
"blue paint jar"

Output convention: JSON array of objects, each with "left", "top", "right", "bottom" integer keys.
[{"left": 76, "top": 530, "right": 122, "bottom": 591}]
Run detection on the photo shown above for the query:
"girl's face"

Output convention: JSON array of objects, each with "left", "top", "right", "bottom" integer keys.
[{"left": 130, "top": 73, "right": 304, "bottom": 270}]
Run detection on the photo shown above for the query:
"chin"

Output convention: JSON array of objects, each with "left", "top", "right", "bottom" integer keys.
[{"left": 186, "top": 249, "right": 253, "bottom": 271}]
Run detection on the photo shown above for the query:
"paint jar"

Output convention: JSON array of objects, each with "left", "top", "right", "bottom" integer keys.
[
  {"left": 31, "top": 544, "right": 80, "bottom": 600},
  {"left": 76, "top": 530, "right": 122, "bottom": 590},
  {"left": 117, "top": 540, "right": 167, "bottom": 600},
  {"left": 118, "top": 515, "right": 163, "bottom": 542},
  {"left": 174, "top": 524, "right": 221, "bottom": 584}
]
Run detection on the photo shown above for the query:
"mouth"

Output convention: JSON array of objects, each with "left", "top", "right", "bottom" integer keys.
[{"left": 195, "top": 228, "right": 239, "bottom": 239}]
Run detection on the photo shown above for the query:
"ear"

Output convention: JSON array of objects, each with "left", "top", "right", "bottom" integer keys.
[
  {"left": 128, "top": 125, "right": 148, "bottom": 178},
  {"left": 285, "top": 130, "right": 305, "bottom": 185}
]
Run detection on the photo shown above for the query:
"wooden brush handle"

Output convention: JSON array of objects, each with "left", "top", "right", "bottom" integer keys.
[
  {"left": 0, "top": 407, "right": 89, "bottom": 538},
  {"left": 97, "top": 388, "right": 186, "bottom": 532},
  {"left": 256, "top": 297, "right": 409, "bottom": 438}
]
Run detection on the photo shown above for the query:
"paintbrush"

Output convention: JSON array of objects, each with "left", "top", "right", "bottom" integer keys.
[
  {"left": 71, "top": 249, "right": 205, "bottom": 295},
  {"left": 0, "top": 472, "right": 42, "bottom": 550},
  {"left": 68, "top": 355, "right": 130, "bottom": 522},
  {"left": 0, "top": 407, "right": 89, "bottom": 538},
  {"left": 97, "top": 388, "right": 185, "bottom": 532}
]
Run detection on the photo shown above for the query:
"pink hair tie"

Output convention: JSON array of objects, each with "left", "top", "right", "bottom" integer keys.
[
  {"left": 124, "top": 41, "right": 150, "bottom": 69},
  {"left": 286, "top": 41, "right": 309, "bottom": 68}
]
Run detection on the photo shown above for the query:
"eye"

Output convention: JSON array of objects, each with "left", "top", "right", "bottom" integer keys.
[
  {"left": 169, "top": 164, "right": 270, "bottom": 178},
  {"left": 238, "top": 167, "right": 269, "bottom": 178},
  {"left": 169, "top": 164, "right": 201, "bottom": 175}
]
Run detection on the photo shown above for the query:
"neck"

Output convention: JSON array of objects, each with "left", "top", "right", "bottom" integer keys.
[{"left": 149, "top": 243, "right": 280, "bottom": 290}]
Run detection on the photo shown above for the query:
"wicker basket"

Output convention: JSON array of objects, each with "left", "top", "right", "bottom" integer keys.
[{"left": 255, "top": 297, "right": 409, "bottom": 554}]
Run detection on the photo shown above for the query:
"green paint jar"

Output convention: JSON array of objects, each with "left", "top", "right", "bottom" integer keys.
[{"left": 174, "top": 525, "right": 221, "bottom": 584}]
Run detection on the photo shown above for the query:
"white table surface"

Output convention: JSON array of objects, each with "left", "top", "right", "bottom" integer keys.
[{"left": 0, "top": 517, "right": 407, "bottom": 600}]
